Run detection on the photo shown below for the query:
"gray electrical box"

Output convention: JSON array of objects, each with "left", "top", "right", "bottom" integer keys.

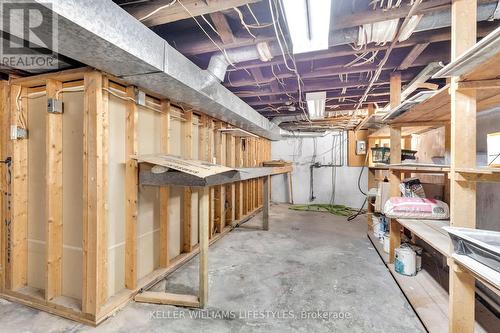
[
  {"left": 47, "top": 98, "right": 63, "bottom": 114},
  {"left": 356, "top": 140, "right": 367, "bottom": 155},
  {"left": 135, "top": 89, "right": 146, "bottom": 106}
]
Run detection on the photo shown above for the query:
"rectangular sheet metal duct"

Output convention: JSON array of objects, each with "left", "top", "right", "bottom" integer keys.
[{"left": 5, "top": 0, "right": 282, "bottom": 140}]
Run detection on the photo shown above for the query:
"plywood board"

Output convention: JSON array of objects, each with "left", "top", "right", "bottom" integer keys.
[{"left": 133, "top": 154, "right": 235, "bottom": 178}]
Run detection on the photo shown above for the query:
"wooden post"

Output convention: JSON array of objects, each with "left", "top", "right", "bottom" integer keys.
[
  {"left": 198, "top": 187, "right": 209, "bottom": 307},
  {"left": 182, "top": 111, "right": 193, "bottom": 252},
  {"left": 124, "top": 85, "right": 138, "bottom": 290},
  {"left": 45, "top": 79, "right": 63, "bottom": 301},
  {"left": 100, "top": 77, "right": 109, "bottom": 305},
  {"left": 262, "top": 175, "right": 270, "bottom": 231},
  {"left": 388, "top": 72, "right": 402, "bottom": 263},
  {"left": 159, "top": 100, "right": 170, "bottom": 267},
  {"left": 225, "top": 133, "right": 235, "bottom": 223},
  {"left": 83, "top": 71, "right": 107, "bottom": 314},
  {"left": 0, "top": 81, "right": 11, "bottom": 292},
  {"left": 9, "top": 85, "right": 28, "bottom": 291},
  {"left": 449, "top": 1, "right": 477, "bottom": 332}
]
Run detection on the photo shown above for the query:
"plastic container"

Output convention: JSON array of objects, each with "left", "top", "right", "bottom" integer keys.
[
  {"left": 395, "top": 247, "right": 417, "bottom": 276},
  {"left": 372, "top": 216, "right": 382, "bottom": 238},
  {"left": 443, "top": 227, "right": 500, "bottom": 273},
  {"left": 383, "top": 234, "right": 390, "bottom": 253}
]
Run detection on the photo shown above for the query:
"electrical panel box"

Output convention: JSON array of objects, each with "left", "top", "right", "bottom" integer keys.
[
  {"left": 356, "top": 140, "right": 367, "bottom": 155},
  {"left": 47, "top": 98, "right": 63, "bottom": 114},
  {"left": 135, "top": 89, "right": 146, "bottom": 106}
]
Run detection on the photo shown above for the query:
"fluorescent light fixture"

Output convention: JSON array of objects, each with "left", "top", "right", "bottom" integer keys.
[
  {"left": 306, "top": 91, "right": 327, "bottom": 120},
  {"left": 281, "top": 0, "right": 332, "bottom": 54}
]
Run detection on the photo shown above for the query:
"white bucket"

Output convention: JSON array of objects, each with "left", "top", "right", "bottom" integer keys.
[
  {"left": 383, "top": 234, "right": 390, "bottom": 253},
  {"left": 395, "top": 247, "right": 417, "bottom": 276}
]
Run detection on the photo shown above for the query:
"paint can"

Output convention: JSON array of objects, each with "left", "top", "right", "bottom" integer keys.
[
  {"left": 383, "top": 234, "right": 390, "bottom": 253},
  {"left": 395, "top": 247, "right": 417, "bottom": 276}
]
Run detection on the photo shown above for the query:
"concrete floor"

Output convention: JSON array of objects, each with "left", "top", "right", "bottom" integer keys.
[{"left": 0, "top": 204, "right": 425, "bottom": 332}]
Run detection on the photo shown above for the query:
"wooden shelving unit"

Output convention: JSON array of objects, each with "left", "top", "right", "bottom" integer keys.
[{"left": 366, "top": 10, "right": 500, "bottom": 332}]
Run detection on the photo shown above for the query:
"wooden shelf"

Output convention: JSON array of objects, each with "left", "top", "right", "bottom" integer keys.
[
  {"left": 454, "top": 167, "right": 500, "bottom": 182},
  {"left": 368, "top": 124, "right": 439, "bottom": 138},
  {"left": 389, "top": 164, "right": 450, "bottom": 173},
  {"left": 396, "top": 219, "right": 451, "bottom": 257},
  {"left": 387, "top": 83, "right": 500, "bottom": 125},
  {"left": 368, "top": 165, "right": 389, "bottom": 170}
]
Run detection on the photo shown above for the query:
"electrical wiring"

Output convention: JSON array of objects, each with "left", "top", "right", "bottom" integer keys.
[
  {"left": 232, "top": 7, "right": 257, "bottom": 38},
  {"left": 138, "top": 0, "right": 177, "bottom": 22},
  {"left": 200, "top": 14, "right": 222, "bottom": 38},
  {"left": 177, "top": 0, "right": 236, "bottom": 69}
]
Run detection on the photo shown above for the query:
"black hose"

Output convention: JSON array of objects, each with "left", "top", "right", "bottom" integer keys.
[{"left": 347, "top": 152, "right": 368, "bottom": 222}]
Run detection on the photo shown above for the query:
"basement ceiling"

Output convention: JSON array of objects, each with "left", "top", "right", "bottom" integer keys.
[{"left": 111, "top": 0, "right": 500, "bottom": 131}]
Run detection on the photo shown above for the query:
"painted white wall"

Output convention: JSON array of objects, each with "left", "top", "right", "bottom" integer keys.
[{"left": 271, "top": 132, "right": 367, "bottom": 209}]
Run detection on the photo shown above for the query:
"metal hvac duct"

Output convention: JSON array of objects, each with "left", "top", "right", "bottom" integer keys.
[{"left": 2, "top": 0, "right": 283, "bottom": 140}]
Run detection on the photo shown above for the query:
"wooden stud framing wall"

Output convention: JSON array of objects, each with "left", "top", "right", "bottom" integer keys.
[{"left": 0, "top": 68, "right": 272, "bottom": 325}]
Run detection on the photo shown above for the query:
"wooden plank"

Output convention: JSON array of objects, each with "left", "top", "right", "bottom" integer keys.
[
  {"left": 45, "top": 79, "right": 63, "bottom": 301},
  {"left": 129, "top": 0, "right": 260, "bottom": 27},
  {"left": 399, "top": 43, "right": 430, "bottom": 70},
  {"left": 125, "top": 86, "right": 138, "bottom": 290},
  {"left": 209, "top": 12, "right": 234, "bottom": 44},
  {"left": 100, "top": 77, "right": 109, "bottom": 305},
  {"left": 182, "top": 111, "right": 193, "bottom": 252},
  {"left": 397, "top": 219, "right": 451, "bottom": 257},
  {"left": 389, "top": 128, "right": 401, "bottom": 263},
  {"left": 159, "top": 100, "right": 170, "bottom": 268},
  {"left": 198, "top": 187, "right": 209, "bottom": 307},
  {"left": 262, "top": 176, "right": 269, "bottom": 231},
  {"left": 82, "top": 71, "right": 106, "bottom": 315},
  {"left": 135, "top": 291, "right": 200, "bottom": 308},
  {"left": 9, "top": 85, "right": 28, "bottom": 290},
  {"left": 0, "top": 81, "right": 11, "bottom": 292}
]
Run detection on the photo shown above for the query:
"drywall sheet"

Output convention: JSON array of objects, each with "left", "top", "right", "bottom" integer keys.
[
  {"left": 61, "top": 90, "right": 84, "bottom": 299},
  {"left": 27, "top": 89, "right": 84, "bottom": 299},
  {"left": 27, "top": 94, "right": 47, "bottom": 292},
  {"left": 137, "top": 106, "right": 161, "bottom": 280},
  {"left": 107, "top": 95, "right": 127, "bottom": 296}
]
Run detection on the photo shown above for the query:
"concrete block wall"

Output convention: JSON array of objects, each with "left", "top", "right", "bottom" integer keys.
[{"left": 271, "top": 132, "right": 368, "bottom": 209}]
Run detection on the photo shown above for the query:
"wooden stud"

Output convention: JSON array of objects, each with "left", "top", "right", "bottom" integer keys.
[
  {"left": 182, "top": 111, "right": 193, "bottom": 252},
  {"left": 225, "top": 133, "right": 235, "bottom": 224},
  {"left": 262, "top": 175, "right": 270, "bottom": 231},
  {"left": 9, "top": 84, "right": 28, "bottom": 291},
  {"left": 82, "top": 71, "right": 106, "bottom": 315},
  {"left": 45, "top": 79, "right": 63, "bottom": 301},
  {"left": 198, "top": 187, "right": 209, "bottom": 307},
  {"left": 449, "top": 1, "right": 477, "bottom": 332},
  {"left": 124, "top": 85, "right": 138, "bottom": 290},
  {"left": 159, "top": 100, "right": 170, "bottom": 267},
  {"left": 100, "top": 77, "right": 109, "bottom": 305},
  {"left": 0, "top": 81, "right": 11, "bottom": 292}
]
